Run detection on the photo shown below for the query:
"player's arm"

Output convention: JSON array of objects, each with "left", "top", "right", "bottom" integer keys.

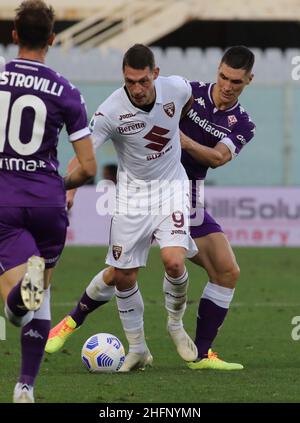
[
  {"left": 180, "top": 95, "right": 194, "bottom": 118},
  {"left": 64, "top": 136, "right": 97, "bottom": 190},
  {"left": 65, "top": 157, "right": 79, "bottom": 209},
  {"left": 180, "top": 130, "right": 232, "bottom": 168}
]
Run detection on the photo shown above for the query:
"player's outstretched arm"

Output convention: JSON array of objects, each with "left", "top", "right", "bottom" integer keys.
[
  {"left": 64, "top": 137, "right": 97, "bottom": 190},
  {"left": 180, "top": 131, "right": 232, "bottom": 168}
]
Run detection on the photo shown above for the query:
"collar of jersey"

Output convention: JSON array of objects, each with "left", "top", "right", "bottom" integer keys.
[{"left": 12, "top": 58, "right": 48, "bottom": 68}]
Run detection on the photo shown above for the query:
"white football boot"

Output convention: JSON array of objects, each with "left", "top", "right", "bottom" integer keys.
[
  {"left": 167, "top": 322, "right": 198, "bottom": 362},
  {"left": 118, "top": 349, "right": 153, "bottom": 372},
  {"left": 13, "top": 383, "right": 34, "bottom": 403},
  {"left": 21, "top": 256, "right": 45, "bottom": 311}
]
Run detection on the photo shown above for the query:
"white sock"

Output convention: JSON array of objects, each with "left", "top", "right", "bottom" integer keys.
[
  {"left": 115, "top": 283, "right": 146, "bottom": 353},
  {"left": 86, "top": 269, "right": 115, "bottom": 302},
  {"left": 163, "top": 268, "right": 189, "bottom": 330},
  {"left": 4, "top": 303, "right": 34, "bottom": 327},
  {"left": 202, "top": 281, "right": 235, "bottom": 309},
  {"left": 34, "top": 287, "right": 51, "bottom": 320}
]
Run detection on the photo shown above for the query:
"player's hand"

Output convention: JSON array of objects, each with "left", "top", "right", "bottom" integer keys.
[{"left": 66, "top": 189, "right": 76, "bottom": 210}]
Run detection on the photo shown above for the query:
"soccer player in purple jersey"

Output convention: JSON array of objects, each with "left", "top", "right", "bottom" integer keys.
[
  {"left": 180, "top": 45, "right": 255, "bottom": 369},
  {"left": 0, "top": 0, "right": 96, "bottom": 402},
  {"left": 46, "top": 46, "right": 255, "bottom": 371}
]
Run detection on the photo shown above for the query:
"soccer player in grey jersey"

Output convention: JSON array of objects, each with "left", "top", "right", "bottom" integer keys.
[
  {"left": 46, "top": 46, "right": 255, "bottom": 371},
  {"left": 0, "top": 0, "right": 96, "bottom": 402}
]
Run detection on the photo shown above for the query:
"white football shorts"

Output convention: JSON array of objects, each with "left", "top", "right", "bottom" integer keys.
[{"left": 106, "top": 192, "right": 198, "bottom": 269}]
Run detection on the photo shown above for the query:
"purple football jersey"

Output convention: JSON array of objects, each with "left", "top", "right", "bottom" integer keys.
[
  {"left": 180, "top": 81, "right": 256, "bottom": 182},
  {"left": 0, "top": 59, "right": 90, "bottom": 207}
]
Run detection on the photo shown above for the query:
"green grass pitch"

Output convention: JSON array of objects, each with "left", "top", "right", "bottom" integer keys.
[{"left": 1, "top": 246, "right": 300, "bottom": 403}]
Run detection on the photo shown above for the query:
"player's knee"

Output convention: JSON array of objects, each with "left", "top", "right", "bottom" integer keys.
[
  {"left": 114, "top": 268, "right": 138, "bottom": 290},
  {"left": 163, "top": 258, "right": 185, "bottom": 279},
  {"left": 103, "top": 266, "right": 116, "bottom": 285},
  {"left": 232, "top": 264, "right": 240, "bottom": 284},
  {"left": 215, "top": 263, "right": 240, "bottom": 288}
]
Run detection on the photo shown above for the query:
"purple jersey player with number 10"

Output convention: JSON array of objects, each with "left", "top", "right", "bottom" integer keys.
[{"left": 0, "top": 0, "right": 97, "bottom": 403}]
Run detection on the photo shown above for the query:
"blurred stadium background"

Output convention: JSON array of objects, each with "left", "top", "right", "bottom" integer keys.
[
  {"left": 1, "top": 0, "right": 300, "bottom": 403},
  {"left": 2, "top": 0, "right": 299, "bottom": 247}
]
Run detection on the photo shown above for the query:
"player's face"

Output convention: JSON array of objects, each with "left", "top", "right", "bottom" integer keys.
[
  {"left": 123, "top": 65, "right": 159, "bottom": 107},
  {"left": 216, "top": 63, "right": 253, "bottom": 106}
]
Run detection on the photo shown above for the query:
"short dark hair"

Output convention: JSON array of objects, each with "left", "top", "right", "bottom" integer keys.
[
  {"left": 14, "top": 0, "right": 55, "bottom": 49},
  {"left": 221, "top": 46, "right": 255, "bottom": 73},
  {"left": 122, "top": 44, "right": 155, "bottom": 71}
]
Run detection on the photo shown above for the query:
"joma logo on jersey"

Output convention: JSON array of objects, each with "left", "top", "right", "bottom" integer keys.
[
  {"left": 163, "top": 102, "right": 175, "bottom": 117},
  {"left": 117, "top": 121, "right": 146, "bottom": 135},
  {"left": 119, "top": 112, "right": 137, "bottom": 120},
  {"left": 144, "top": 126, "right": 171, "bottom": 152}
]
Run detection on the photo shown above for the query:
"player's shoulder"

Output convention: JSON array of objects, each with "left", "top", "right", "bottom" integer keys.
[
  {"left": 157, "top": 75, "right": 191, "bottom": 104},
  {"left": 93, "top": 87, "right": 125, "bottom": 124},
  {"left": 159, "top": 74, "right": 190, "bottom": 90},
  {"left": 41, "top": 65, "right": 84, "bottom": 102},
  {"left": 190, "top": 80, "right": 209, "bottom": 92},
  {"left": 234, "top": 103, "right": 255, "bottom": 126}
]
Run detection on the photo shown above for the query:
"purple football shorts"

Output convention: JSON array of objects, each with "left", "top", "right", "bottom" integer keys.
[
  {"left": 0, "top": 207, "right": 68, "bottom": 275},
  {"left": 190, "top": 209, "right": 223, "bottom": 239}
]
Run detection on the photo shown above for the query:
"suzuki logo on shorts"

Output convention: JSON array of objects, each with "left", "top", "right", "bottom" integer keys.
[
  {"left": 144, "top": 126, "right": 171, "bottom": 152},
  {"left": 112, "top": 245, "right": 122, "bottom": 260},
  {"left": 117, "top": 121, "right": 145, "bottom": 135},
  {"left": 163, "top": 102, "right": 175, "bottom": 117}
]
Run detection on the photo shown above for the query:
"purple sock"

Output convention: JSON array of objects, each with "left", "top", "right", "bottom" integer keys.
[
  {"left": 69, "top": 291, "right": 106, "bottom": 326},
  {"left": 195, "top": 298, "right": 228, "bottom": 359},
  {"left": 6, "top": 280, "right": 27, "bottom": 316},
  {"left": 19, "top": 318, "right": 50, "bottom": 386}
]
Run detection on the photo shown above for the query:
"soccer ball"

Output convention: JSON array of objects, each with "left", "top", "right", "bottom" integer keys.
[{"left": 81, "top": 333, "right": 125, "bottom": 372}]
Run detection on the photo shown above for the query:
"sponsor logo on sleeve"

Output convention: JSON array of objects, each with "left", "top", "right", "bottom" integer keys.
[{"left": 237, "top": 134, "right": 247, "bottom": 145}]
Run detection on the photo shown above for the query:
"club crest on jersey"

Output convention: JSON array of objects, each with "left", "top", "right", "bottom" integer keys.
[
  {"left": 163, "top": 102, "right": 175, "bottom": 118},
  {"left": 112, "top": 245, "right": 122, "bottom": 260},
  {"left": 228, "top": 115, "right": 237, "bottom": 126}
]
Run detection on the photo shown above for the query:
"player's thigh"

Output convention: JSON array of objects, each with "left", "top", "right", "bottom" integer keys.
[
  {"left": 0, "top": 207, "right": 40, "bottom": 300},
  {"left": 106, "top": 213, "right": 153, "bottom": 269},
  {"left": 191, "top": 232, "right": 238, "bottom": 280},
  {"left": 27, "top": 207, "right": 68, "bottom": 271},
  {"left": 0, "top": 263, "right": 27, "bottom": 302}
]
